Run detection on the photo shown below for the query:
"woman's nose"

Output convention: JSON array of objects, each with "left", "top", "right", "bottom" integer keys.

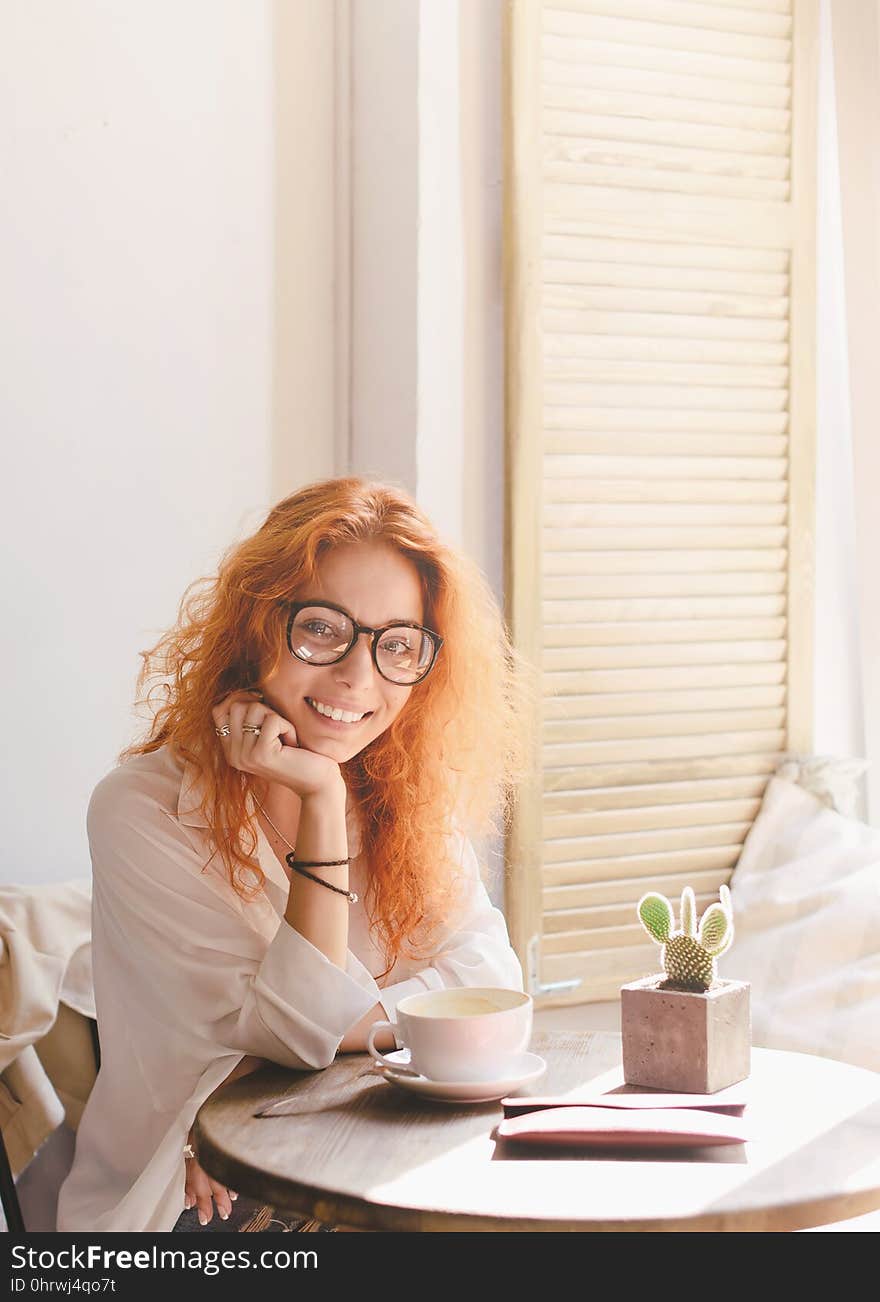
[{"left": 333, "top": 631, "right": 377, "bottom": 689}]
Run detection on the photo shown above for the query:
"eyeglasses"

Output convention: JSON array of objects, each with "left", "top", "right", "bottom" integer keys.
[{"left": 285, "top": 600, "right": 444, "bottom": 686}]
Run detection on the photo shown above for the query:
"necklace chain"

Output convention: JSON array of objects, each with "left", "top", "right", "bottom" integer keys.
[{"left": 253, "top": 796, "right": 296, "bottom": 855}]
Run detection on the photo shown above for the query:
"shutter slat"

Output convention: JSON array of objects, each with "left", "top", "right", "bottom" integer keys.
[
  {"left": 546, "top": 447, "right": 786, "bottom": 468},
  {"left": 546, "top": 409, "right": 787, "bottom": 432},
  {"left": 540, "top": 945, "right": 660, "bottom": 995},
  {"left": 543, "top": 526, "right": 787, "bottom": 551},
  {"left": 545, "top": 282, "right": 787, "bottom": 319},
  {"left": 543, "top": 58, "right": 791, "bottom": 109},
  {"left": 544, "top": 640, "right": 785, "bottom": 669},
  {"left": 544, "top": 552, "right": 786, "bottom": 577},
  {"left": 544, "top": 160, "right": 789, "bottom": 202},
  {"left": 543, "top": 109, "right": 789, "bottom": 157},
  {"left": 546, "top": 1, "right": 792, "bottom": 44},
  {"left": 543, "top": 820, "right": 756, "bottom": 863},
  {"left": 544, "top": 618, "right": 786, "bottom": 645},
  {"left": 543, "top": 773, "right": 772, "bottom": 812},
  {"left": 543, "top": 921, "right": 681, "bottom": 954},
  {"left": 544, "top": 683, "right": 785, "bottom": 715},
  {"left": 544, "top": 357, "right": 788, "bottom": 387},
  {"left": 544, "top": 338, "right": 791, "bottom": 369},
  {"left": 544, "top": 182, "right": 794, "bottom": 232},
  {"left": 545, "top": 307, "right": 789, "bottom": 341},
  {"left": 543, "top": 752, "right": 782, "bottom": 792},
  {"left": 545, "top": 796, "right": 763, "bottom": 837},
  {"left": 545, "top": 502, "right": 787, "bottom": 525},
  {"left": 543, "top": 864, "right": 739, "bottom": 911},
  {"left": 543, "top": 843, "right": 742, "bottom": 886},
  {"left": 543, "top": 727, "right": 787, "bottom": 767},
  {"left": 544, "top": 479, "right": 787, "bottom": 504},
  {"left": 544, "top": 135, "right": 790, "bottom": 181},
  {"left": 545, "top": 595, "right": 787, "bottom": 620},
  {"left": 544, "top": 83, "right": 791, "bottom": 133},
  {"left": 545, "top": 230, "right": 789, "bottom": 271},
  {"left": 545, "top": 664, "right": 786, "bottom": 694},
  {"left": 545, "top": 587, "right": 788, "bottom": 611},
  {"left": 545, "top": 256, "right": 788, "bottom": 296},
  {"left": 544, "top": 707, "right": 785, "bottom": 741},
  {"left": 542, "top": 24, "right": 791, "bottom": 76},
  {"left": 544, "top": 891, "right": 721, "bottom": 940},
  {"left": 545, "top": 383, "right": 787, "bottom": 411},
  {"left": 544, "top": 3, "right": 791, "bottom": 48},
  {"left": 544, "top": 572, "right": 786, "bottom": 597}
]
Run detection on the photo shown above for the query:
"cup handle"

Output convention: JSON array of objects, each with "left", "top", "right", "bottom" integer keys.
[{"left": 367, "top": 1020, "right": 418, "bottom": 1075}]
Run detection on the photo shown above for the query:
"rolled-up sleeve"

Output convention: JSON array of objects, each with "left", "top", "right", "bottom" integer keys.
[
  {"left": 220, "top": 919, "right": 381, "bottom": 1068},
  {"left": 376, "top": 832, "right": 525, "bottom": 1025},
  {"left": 88, "top": 772, "right": 382, "bottom": 1091}
]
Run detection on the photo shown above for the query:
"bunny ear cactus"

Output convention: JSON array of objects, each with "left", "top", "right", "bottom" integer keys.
[{"left": 637, "top": 884, "right": 735, "bottom": 992}]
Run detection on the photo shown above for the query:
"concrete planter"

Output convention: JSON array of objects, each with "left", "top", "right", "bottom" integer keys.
[{"left": 621, "top": 975, "right": 751, "bottom": 1094}]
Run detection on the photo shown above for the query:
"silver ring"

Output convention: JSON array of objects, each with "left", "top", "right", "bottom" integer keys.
[
  {"left": 214, "top": 724, "right": 230, "bottom": 738},
  {"left": 183, "top": 1143, "right": 196, "bottom": 1160},
  {"left": 241, "top": 724, "right": 262, "bottom": 736}
]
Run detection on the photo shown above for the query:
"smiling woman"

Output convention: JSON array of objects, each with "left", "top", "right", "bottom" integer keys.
[{"left": 55, "top": 476, "right": 538, "bottom": 1233}]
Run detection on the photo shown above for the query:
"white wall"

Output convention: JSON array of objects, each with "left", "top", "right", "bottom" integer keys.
[
  {"left": 0, "top": 0, "right": 503, "bottom": 885},
  {"left": 1, "top": 1, "right": 281, "bottom": 883}
]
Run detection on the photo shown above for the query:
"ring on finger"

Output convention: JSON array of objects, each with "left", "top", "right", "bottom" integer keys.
[
  {"left": 241, "top": 724, "right": 262, "bottom": 736},
  {"left": 214, "top": 724, "right": 231, "bottom": 738}
]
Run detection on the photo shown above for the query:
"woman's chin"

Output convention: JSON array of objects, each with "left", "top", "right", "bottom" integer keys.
[{"left": 298, "top": 726, "right": 358, "bottom": 761}]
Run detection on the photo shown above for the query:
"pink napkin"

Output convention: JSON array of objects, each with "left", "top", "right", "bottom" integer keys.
[
  {"left": 501, "top": 1089, "right": 748, "bottom": 1119},
  {"left": 496, "top": 1105, "right": 750, "bottom": 1148}
]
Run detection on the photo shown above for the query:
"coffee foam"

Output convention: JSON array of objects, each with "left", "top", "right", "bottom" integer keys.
[{"left": 410, "top": 994, "right": 505, "bottom": 1018}]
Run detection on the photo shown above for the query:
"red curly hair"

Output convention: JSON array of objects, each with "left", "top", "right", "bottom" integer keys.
[{"left": 121, "top": 476, "right": 538, "bottom": 977}]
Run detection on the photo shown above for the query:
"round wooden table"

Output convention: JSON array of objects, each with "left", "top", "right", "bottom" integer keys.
[{"left": 193, "top": 1029, "right": 880, "bottom": 1232}]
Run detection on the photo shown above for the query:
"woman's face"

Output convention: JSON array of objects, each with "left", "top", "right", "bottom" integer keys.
[{"left": 260, "top": 540, "right": 426, "bottom": 761}]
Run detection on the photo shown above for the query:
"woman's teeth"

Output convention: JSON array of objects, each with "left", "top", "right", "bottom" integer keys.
[{"left": 305, "top": 697, "right": 370, "bottom": 725}]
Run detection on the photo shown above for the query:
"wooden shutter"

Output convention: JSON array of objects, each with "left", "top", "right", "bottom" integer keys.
[{"left": 504, "top": 0, "right": 817, "bottom": 1005}]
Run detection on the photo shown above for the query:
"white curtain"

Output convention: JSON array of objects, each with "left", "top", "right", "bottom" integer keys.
[{"left": 817, "top": 0, "right": 880, "bottom": 824}]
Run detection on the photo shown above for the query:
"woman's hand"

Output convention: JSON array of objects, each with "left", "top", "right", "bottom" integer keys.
[
  {"left": 183, "top": 1054, "right": 267, "bottom": 1224},
  {"left": 184, "top": 1132, "right": 237, "bottom": 1225},
  {"left": 212, "top": 690, "right": 345, "bottom": 801}
]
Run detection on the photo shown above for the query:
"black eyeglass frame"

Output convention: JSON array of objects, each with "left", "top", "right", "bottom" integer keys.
[{"left": 284, "top": 599, "right": 444, "bottom": 686}]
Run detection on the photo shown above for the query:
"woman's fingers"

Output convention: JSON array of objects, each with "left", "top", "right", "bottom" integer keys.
[
  {"left": 211, "top": 689, "right": 341, "bottom": 800},
  {"left": 185, "top": 1163, "right": 217, "bottom": 1225},
  {"left": 222, "top": 700, "right": 298, "bottom": 774},
  {"left": 184, "top": 1158, "right": 234, "bottom": 1224},
  {"left": 207, "top": 1176, "right": 233, "bottom": 1221},
  {"left": 211, "top": 688, "right": 263, "bottom": 738}
]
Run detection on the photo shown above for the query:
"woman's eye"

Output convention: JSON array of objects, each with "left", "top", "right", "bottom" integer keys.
[
  {"left": 304, "top": 620, "right": 333, "bottom": 637},
  {"left": 383, "top": 639, "right": 410, "bottom": 654}
]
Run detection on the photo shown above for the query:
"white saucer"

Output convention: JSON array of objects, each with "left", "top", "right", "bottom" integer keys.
[{"left": 373, "top": 1050, "right": 547, "bottom": 1104}]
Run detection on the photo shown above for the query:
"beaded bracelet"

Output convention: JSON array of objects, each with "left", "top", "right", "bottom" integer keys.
[{"left": 286, "top": 853, "right": 358, "bottom": 904}]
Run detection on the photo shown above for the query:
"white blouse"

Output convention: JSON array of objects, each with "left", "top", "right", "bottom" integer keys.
[{"left": 56, "top": 745, "right": 524, "bottom": 1232}]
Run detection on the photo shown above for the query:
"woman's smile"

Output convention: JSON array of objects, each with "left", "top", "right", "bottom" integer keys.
[{"left": 304, "top": 695, "right": 375, "bottom": 727}]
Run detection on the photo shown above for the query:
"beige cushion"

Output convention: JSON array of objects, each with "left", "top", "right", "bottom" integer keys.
[{"left": 727, "top": 773, "right": 880, "bottom": 1073}]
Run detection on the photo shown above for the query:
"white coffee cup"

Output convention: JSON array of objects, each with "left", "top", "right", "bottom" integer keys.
[{"left": 367, "top": 986, "right": 533, "bottom": 1083}]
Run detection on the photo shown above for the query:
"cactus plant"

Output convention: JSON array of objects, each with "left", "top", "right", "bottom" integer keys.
[{"left": 636, "top": 884, "right": 735, "bottom": 992}]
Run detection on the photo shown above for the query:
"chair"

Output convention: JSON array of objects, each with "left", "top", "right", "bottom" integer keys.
[
  {"left": 0, "top": 879, "right": 95, "bottom": 1235},
  {"left": 0, "top": 1017, "right": 100, "bottom": 1235}
]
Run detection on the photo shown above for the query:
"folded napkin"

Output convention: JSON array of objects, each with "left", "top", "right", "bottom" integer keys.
[
  {"left": 501, "top": 1089, "right": 748, "bottom": 1119},
  {"left": 496, "top": 1106, "right": 750, "bottom": 1148}
]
